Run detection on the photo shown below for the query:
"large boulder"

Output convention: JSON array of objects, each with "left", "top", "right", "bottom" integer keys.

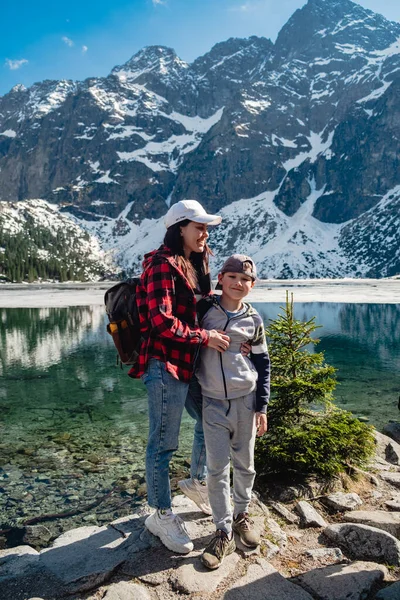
[
  {"left": 383, "top": 423, "right": 400, "bottom": 445},
  {"left": 324, "top": 523, "right": 400, "bottom": 566},
  {"left": 293, "top": 561, "right": 387, "bottom": 600},
  {"left": 224, "top": 559, "right": 314, "bottom": 600},
  {"left": 0, "top": 545, "right": 40, "bottom": 581},
  {"left": 375, "top": 580, "right": 400, "bottom": 599},
  {"left": 343, "top": 510, "right": 400, "bottom": 538}
]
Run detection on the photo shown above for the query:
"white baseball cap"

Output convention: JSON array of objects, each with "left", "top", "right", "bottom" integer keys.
[{"left": 164, "top": 199, "right": 222, "bottom": 229}]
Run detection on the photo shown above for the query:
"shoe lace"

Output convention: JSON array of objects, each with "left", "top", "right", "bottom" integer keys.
[
  {"left": 171, "top": 513, "right": 190, "bottom": 537},
  {"left": 207, "top": 530, "right": 229, "bottom": 559},
  {"left": 235, "top": 512, "right": 253, "bottom": 530}
]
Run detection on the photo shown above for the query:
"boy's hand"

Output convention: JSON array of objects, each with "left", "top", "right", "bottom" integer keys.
[{"left": 256, "top": 412, "right": 268, "bottom": 436}]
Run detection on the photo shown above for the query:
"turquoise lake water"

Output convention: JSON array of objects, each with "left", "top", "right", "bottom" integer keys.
[{"left": 1, "top": 302, "right": 399, "bottom": 543}]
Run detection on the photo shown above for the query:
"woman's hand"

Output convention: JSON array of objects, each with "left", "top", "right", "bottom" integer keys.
[
  {"left": 256, "top": 412, "right": 268, "bottom": 437},
  {"left": 207, "top": 330, "right": 230, "bottom": 352},
  {"left": 241, "top": 342, "right": 251, "bottom": 357}
]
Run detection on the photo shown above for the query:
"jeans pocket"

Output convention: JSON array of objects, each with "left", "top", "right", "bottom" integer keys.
[
  {"left": 141, "top": 359, "right": 164, "bottom": 386},
  {"left": 140, "top": 372, "right": 149, "bottom": 385}
]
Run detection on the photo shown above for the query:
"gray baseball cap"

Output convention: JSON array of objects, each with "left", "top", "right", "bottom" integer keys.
[{"left": 216, "top": 254, "right": 257, "bottom": 289}]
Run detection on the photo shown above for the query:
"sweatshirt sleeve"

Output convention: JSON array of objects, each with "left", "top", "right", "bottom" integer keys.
[
  {"left": 145, "top": 260, "right": 209, "bottom": 345},
  {"left": 250, "top": 314, "right": 270, "bottom": 413}
]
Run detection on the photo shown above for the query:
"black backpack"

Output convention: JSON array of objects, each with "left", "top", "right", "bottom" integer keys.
[{"left": 104, "top": 277, "right": 142, "bottom": 365}]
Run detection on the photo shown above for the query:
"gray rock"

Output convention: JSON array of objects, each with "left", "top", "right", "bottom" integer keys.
[
  {"left": 0, "top": 545, "right": 40, "bottom": 581},
  {"left": 263, "top": 539, "right": 280, "bottom": 560},
  {"left": 371, "top": 457, "right": 400, "bottom": 472},
  {"left": 170, "top": 551, "right": 240, "bottom": 594},
  {"left": 266, "top": 517, "right": 288, "bottom": 548},
  {"left": 294, "top": 561, "right": 387, "bottom": 600},
  {"left": 383, "top": 423, "right": 400, "bottom": 445},
  {"left": 295, "top": 501, "right": 327, "bottom": 528},
  {"left": 343, "top": 509, "right": 400, "bottom": 538},
  {"left": 304, "top": 547, "right": 343, "bottom": 561},
  {"left": 375, "top": 580, "right": 400, "bottom": 599},
  {"left": 386, "top": 442, "right": 400, "bottom": 466},
  {"left": 224, "top": 558, "right": 314, "bottom": 599},
  {"left": 270, "top": 501, "right": 300, "bottom": 524},
  {"left": 380, "top": 472, "right": 400, "bottom": 488},
  {"left": 23, "top": 525, "right": 52, "bottom": 546},
  {"left": 322, "top": 492, "right": 362, "bottom": 512},
  {"left": 102, "top": 581, "right": 152, "bottom": 600},
  {"left": 39, "top": 522, "right": 149, "bottom": 593},
  {"left": 375, "top": 431, "right": 400, "bottom": 465},
  {"left": 324, "top": 523, "right": 400, "bottom": 566},
  {"left": 385, "top": 500, "right": 400, "bottom": 511},
  {"left": 248, "top": 492, "right": 270, "bottom": 517}
]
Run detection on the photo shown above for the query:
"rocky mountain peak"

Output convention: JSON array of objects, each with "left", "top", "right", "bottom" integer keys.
[
  {"left": 111, "top": 45, "right": 188, "bottom": 83},
  {"left": 275, "top": 0, "right": 400, "bottom": 59},
  {"left": 10, "top": 84, "right": 27, "bottom": 94},
  {"left": 192, "top": 35, "right": 273, "bottom": 79}
]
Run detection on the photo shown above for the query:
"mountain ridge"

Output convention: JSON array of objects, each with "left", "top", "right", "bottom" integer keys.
[{"left": 0, "top": 0, "right": 399, "bottom": 280}]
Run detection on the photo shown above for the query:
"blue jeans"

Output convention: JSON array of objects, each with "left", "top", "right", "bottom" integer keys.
[{"left": 142, "top": 359, "right": 206, "bottom": 509}]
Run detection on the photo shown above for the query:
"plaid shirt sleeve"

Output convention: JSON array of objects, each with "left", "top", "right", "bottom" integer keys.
[{"left": 145, "top": 260, "right": 210, "bottom": 345}]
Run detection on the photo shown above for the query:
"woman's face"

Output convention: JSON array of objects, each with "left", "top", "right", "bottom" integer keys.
[{"left": 181, "top": 221, "right": 209, "bottom": 256}]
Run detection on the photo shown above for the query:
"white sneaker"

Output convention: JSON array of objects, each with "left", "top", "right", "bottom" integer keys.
[
  {"left": 178, "top": 478, "right": 212, "bottom": 515},
  {"left": 145, "top": 510, "right": 194, "bottom": 554}
]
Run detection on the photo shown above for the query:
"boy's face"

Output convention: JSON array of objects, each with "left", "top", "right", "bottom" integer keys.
[{"left": 217, "top": 271, "right": 255, "bottom": 301}]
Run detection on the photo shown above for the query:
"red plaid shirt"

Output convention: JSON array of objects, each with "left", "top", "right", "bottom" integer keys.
[{"left": 128, "top": 245, "right": 210, "bottom": 383}]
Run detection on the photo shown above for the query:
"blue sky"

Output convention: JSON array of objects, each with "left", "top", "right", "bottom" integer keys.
[{"left": 1, "top": 0, "right": 399, "bottom": 96}]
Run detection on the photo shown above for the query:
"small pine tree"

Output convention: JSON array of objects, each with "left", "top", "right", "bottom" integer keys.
[{"left": 255, "top": 293, "right": 375, "bottom": 478}]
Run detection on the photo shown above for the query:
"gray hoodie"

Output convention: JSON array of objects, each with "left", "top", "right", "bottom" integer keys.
[{"left": 196, "top": 296, "right": 270, "bottom": 412}]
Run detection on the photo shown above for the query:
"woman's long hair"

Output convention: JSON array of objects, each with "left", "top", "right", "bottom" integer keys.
[{"left": 164, "top": 219, "right": 212, "bottom": 291}]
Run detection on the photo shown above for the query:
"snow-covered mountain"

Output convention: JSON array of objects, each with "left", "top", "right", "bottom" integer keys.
[{"left": 0, "top": 0, "right": 399, "bottom": 278}]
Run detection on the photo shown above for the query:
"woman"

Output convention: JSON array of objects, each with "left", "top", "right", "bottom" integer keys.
[{"left": 129, "top": 199, "right": 230, "bottom": 554}]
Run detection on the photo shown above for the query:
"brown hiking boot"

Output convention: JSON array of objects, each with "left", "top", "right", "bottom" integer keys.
[
  {"left": 233, "top": 512, "right": 260, "bottom": 548},
  {"left": 201, "top": 529, "right": 236, "bottom": 570}
]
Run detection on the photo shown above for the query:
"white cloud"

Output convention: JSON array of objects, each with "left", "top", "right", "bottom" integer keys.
[
  {"left": 230, "top": 0, "right": 267, "bottom": 12},
  {"left": 82, "top": 45, "right": 88, "bottom": 54},
  {"left": 62, "top": 36, "right": 74, "bottom": 47},
  {"left": 152, "top": 0, "right": 165, "bottom": 5},
  {"left": 5, "top": 58, "right": 29, "bottom": 70}
]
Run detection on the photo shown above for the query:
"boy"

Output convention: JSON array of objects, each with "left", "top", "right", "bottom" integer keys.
[{"left": 196, "top": 254, "right": 270, "bottom": 569}]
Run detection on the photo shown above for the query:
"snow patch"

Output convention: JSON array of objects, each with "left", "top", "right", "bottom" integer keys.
[{"left": 0, "top": 129, "right": 16, "bottom": 138}]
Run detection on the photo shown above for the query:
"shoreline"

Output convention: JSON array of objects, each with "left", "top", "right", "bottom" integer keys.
[{"left": 0, "top": 279, "right": 399, "bottom": 307}]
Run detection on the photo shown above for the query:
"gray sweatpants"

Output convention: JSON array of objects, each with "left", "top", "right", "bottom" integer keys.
[{"left": 202, "top": 393, "right": 256, "bottom": 535}]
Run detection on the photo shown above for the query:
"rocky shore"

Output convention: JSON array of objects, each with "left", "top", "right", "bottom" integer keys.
[{"left": 2, "top": 425, "right": 400, "bottom": 600}]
